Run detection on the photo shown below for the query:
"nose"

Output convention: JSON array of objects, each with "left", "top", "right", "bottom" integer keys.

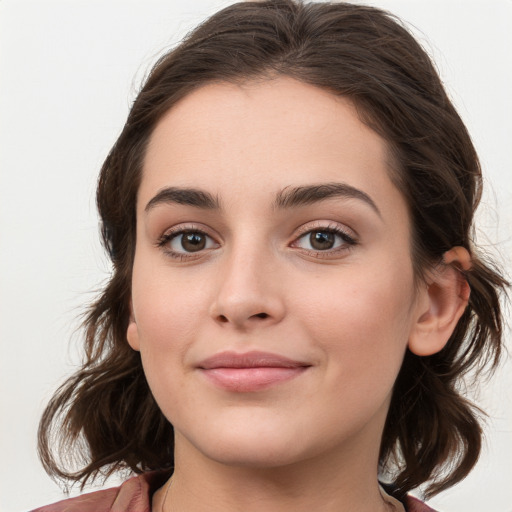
[{"left": 209, "top": 242, "right": 286, "bottom": 330}]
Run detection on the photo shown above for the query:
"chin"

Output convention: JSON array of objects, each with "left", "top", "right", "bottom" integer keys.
[
  {"left": 180, "top": 418, "right": 311, "bottom": 469},
  {"left": 202, "top": 441, "right": 303, "bottom": 469}
]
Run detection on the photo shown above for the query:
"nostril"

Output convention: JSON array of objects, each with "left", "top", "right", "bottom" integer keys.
[{"left": 214, "top": 312, "right": 271, "bottom": 324}]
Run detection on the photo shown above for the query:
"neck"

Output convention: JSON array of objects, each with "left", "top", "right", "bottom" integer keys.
[{"left": 157, "top": 429, "right": 392, "bottom": 512}]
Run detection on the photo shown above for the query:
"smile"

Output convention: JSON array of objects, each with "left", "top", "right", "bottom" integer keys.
[{"left": 197, "top": 351, "right": 311, "bottom": 392}]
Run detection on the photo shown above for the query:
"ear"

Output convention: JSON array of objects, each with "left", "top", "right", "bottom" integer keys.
[
  {"left": 408, "top": 247, "right": 471, "bottom": 356},
  {"left": 126, "top": 300, "right": 141, "bottom": 351}
]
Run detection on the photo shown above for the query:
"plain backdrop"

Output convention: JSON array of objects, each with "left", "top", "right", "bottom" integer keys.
[{"left": 1, "top": 1, "right": 511, "bottom": 511}]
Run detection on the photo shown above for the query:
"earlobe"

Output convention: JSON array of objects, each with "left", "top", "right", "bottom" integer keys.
[
  {"left": 408, "top": 247, "right": 471, "bottom": 356},
  {"left": 126, "top": 301, "right": 141, "bottom": 351},
  {"left": 127, "top": 321, "right": 141, "bottom": 351}
]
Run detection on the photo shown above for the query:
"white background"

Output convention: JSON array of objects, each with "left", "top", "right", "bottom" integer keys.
[{"left": 1, "top": 1, "right": 511, "bottom": 511}]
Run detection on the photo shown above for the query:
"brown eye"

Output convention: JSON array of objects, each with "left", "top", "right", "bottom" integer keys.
[
  {"left": 309, "top": 231, "right": 335, "bottom": 250},
  {"left": 181, "top": 232, "right": 206, "bottom": 252},
  {"left": 164, "top": 230, "right": 217, "bottom": 254},
  {"left": 293, "top": 226, "right": 356, "bottom": 255}
]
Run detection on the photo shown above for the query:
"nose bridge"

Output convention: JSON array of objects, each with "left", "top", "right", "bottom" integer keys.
[{"left": 210, "top": 230, "right": 285, "bottom": 328}]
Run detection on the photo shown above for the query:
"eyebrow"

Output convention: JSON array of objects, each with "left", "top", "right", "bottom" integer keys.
[
  {"left": 144, "top": 182, "right": 381, "bottom": 218},
  {"left": 145, "top": 187, "right": 221, "bottom": 212},
  {"left": 273, "top": 182, "right": 381, "bottom": 217}
]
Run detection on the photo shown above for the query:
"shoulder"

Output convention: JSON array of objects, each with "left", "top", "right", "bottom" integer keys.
[
  {"left": 381, "top": 484, "right": 438, "bottom": 512},
  {"left": 404, "top": 494, "right": 438, "bottom": 512},
  {"left": 30, "top": 472, "right": 168, "bottom": 512}
]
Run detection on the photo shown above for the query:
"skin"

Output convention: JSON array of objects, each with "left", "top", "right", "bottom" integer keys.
[{"left": 127, "top": 77, "right": 469, "bottom": 512}]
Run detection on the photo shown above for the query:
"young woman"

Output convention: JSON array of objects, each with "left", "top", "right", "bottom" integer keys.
[{"left": 31, "top": 1, "right": 508, "bottom": 511}]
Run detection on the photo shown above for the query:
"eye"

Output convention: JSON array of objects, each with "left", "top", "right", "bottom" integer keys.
[
  {"left": 293, "top": 226, "right": 356, "bottom": 254},
  {"left": 157, "top": 228, "right": 218, "bottom": 258}
]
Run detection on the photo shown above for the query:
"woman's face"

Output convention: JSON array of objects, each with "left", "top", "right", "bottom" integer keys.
[{"left": 128, "top": 77, "right": 424, "bottom": 469}]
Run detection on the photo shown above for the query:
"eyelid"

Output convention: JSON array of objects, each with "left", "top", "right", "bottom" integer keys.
[
  {"left": 293, "top": 220, "right": 357, "bottom": 239},
  {"left": 157, "top": 222, "right": 216, "bottom": 240}
]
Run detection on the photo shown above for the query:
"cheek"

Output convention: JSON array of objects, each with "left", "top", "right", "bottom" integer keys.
[
  {"left": 132, "top": 261, "right": 206, "bottom": 346},
  {"left": 129, "top": 258, "right": 208, "bottom": 398},
  {"left": 296, "top": 260, "right": 416, "bottom": 387}
]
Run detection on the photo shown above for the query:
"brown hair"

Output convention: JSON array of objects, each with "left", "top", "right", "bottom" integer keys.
[{"left": 38, "top": 0, "right": 508, "bottom": 499}]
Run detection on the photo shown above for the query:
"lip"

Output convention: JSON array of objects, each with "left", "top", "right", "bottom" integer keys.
[{"left": 197, "top": 351, "right": 311, "bottom": 392}]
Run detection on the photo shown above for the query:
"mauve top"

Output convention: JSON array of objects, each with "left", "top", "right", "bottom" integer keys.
[{"left": 31, "top": 472, "right": 437, "bottom": 512}]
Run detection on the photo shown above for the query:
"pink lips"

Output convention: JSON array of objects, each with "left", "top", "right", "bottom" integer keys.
[{"left": 197, "top": 351, "right": 310, "bottom": 392}]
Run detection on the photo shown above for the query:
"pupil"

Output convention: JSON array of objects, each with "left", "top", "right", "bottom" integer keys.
[
  {"left": 310, "top": 231, "right": 334, "bottom": 250},
  {"left": 182, "top": 232, "right": 206, "bottom": 252}
]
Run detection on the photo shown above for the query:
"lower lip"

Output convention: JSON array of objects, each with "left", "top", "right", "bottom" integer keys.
[{"left": 200, "top": 367, "right": 308, "bottom": 392}]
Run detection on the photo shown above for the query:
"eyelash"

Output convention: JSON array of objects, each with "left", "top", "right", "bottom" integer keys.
[
  {"left": 156, "top": 223, "right": 358, "bottom": 261},
  {"left": 292, "top": 224, "right": 358, "bottom": 258},
  {"left": 156, "top": 225, "right": 217, "bottom": 261}
]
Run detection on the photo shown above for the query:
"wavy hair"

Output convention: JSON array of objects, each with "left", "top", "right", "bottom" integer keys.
[{"left": 38, "top": 0, "right": 508, "bottom": 499}]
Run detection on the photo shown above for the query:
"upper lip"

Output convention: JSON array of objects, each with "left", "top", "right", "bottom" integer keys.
[{"left": 197, "top": 351, "right": 311, "bottom": 369}]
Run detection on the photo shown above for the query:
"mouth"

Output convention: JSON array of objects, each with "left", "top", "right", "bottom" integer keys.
[{"left": 197, "top": 351, "right": 311, "bottom": 392}]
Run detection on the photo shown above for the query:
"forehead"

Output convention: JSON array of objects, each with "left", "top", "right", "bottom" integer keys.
[{"left": 140, "top": 77, "right": 405, "bottom": 220}]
